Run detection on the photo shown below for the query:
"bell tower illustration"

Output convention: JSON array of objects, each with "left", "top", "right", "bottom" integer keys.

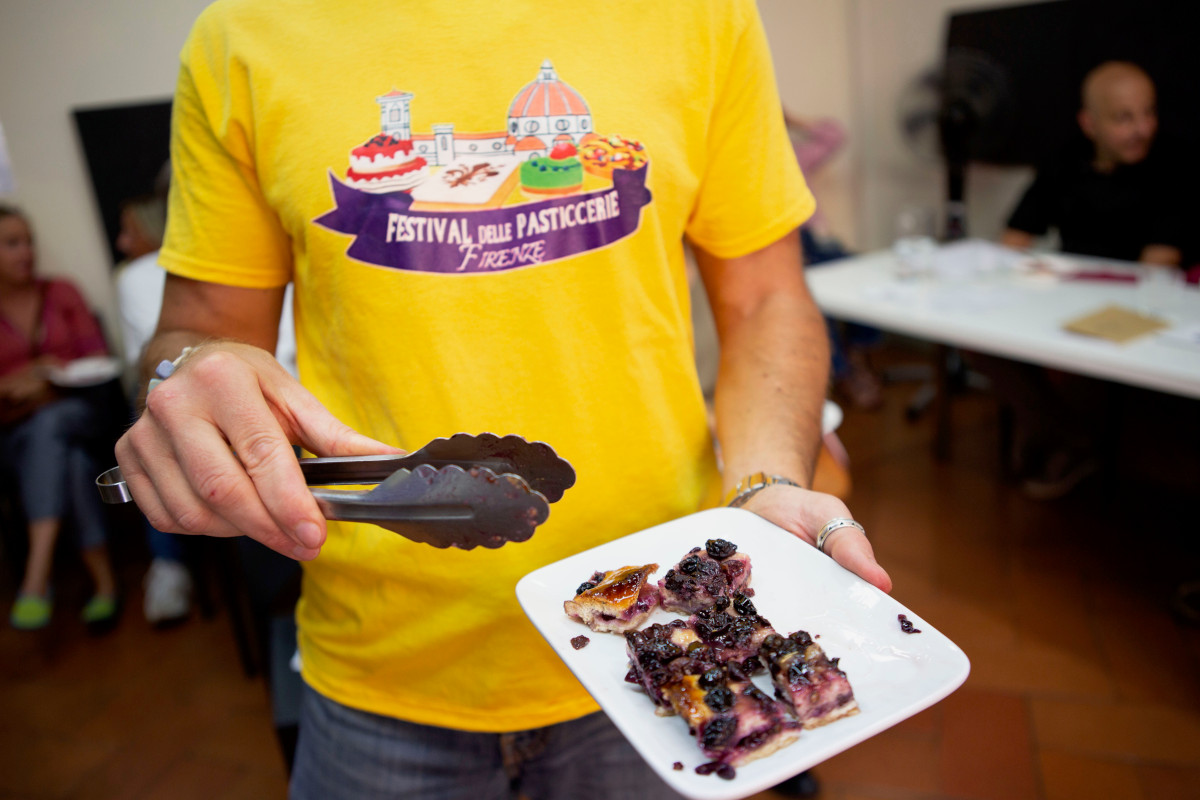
[{"left": 377, "top": 90, "right": 414, "bottom": 140}]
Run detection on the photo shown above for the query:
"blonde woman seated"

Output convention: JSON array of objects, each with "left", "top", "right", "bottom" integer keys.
[{"left": 0, "top": 204, "right": 120, "bottom": 630}]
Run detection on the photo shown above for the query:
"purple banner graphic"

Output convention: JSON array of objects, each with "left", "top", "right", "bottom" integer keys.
[{"left": 315, "top": 167, "right": 652, "bottom": 274}]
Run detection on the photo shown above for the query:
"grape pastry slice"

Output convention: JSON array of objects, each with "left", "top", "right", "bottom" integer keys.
[
  {"left": 687, "top": 593, "right": 775, "bottom": 674},
  {"left": 624, "top": 594, "right": 776, "bottom": 716},
  {"left": 624, "top": 620, "right": 708, "bottom": 715},
  {"left": 624, "top": 625, "right": 800, "bottom": 766},
  {"left": 564, "top": 563, "right": 660, "bottom": 633},
  {"left": 760, "top": 631, "right": 859, "bottom": 728},
  {"left": 658, "top": 539, "right": 752, "bottom": 614},
  {"left": 663, "top": 661, "right": 801, "bottom": 768}
]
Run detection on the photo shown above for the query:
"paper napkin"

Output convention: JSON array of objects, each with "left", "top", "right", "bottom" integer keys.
[{"left": 1062, "top": 305, "right": 1168, "bottom": 344}]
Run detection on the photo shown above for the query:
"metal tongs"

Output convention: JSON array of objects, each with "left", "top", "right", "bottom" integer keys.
[{"left": 96, "top": 433, "right": 575, "bottom": 550}]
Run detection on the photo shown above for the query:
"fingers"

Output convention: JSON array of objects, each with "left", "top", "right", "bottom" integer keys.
[
  {"left": 202, "top": 387, "right": 328, "bottom": 548},
  {"left": 181, "top": 404, "right": 326, "bottom": 553},
  {"left": 116, "top": 418, "right": 321, "bottom": 560},
  {"left": 115, "top": 342, "right": 376, "bottom": 560}
]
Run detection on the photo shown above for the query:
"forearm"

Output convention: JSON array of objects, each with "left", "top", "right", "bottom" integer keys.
[
  {"left": 134, "top": 275, "right": 287, "bottom": 407},
  {"left": 1139, "top": 244, "right": 1181, "bottom": 267},
  {"left": 1000, "top": 228, "right": 1035, "bottom": 250},
  {"left": 696, "top": 231, "right": 831, "bottom": 493},
  {"left": 696, "top": 233, "right": 889, "bottom": 590},
  {"left": 0, "top": 361, "right": 53, "bottom": 395},
  {"left": 713, "top": 292, "right": 829, "bottom": 491},
  {"left": 0, "top": 364, "right": 57, "bottom": 422}
]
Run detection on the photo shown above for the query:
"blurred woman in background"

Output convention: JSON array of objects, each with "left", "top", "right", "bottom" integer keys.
[{"left": 0, "top": 204, "right": 119, "bottom": 630}]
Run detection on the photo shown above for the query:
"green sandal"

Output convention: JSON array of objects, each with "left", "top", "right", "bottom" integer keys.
[
  {"left": 81, "top": 594, "right": 118, "bottom": 625},
  {"left": 10, "top": 594, "right": 53, "bottom": 630}
]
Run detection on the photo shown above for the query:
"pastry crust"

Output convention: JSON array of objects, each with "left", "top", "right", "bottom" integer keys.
[{"left": 564, "top": 563, "right": 661, "bottom": 633}]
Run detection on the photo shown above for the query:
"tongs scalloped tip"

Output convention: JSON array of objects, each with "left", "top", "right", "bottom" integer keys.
[{"left": 313, "top": 463, "right": 549, "bottom": 550}]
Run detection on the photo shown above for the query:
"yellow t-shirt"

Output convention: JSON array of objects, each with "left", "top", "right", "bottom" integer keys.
[{"left": 161, "top": 0, "right": 814, "bottom": 731}]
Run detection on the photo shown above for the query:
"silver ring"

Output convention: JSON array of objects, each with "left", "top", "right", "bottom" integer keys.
[
  {"left": 95, "top": 466, "right": 134, "bottom": 504},
  {"left": 816, "top": 517, "right": 865, "bottom": 554}
]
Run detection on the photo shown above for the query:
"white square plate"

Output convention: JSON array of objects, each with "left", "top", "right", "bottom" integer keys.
[
  {"left": 516, "top": 508, "right": 970, "bottom": 800},
  {"left": 46, "top": 355, "right": 122, "bottom": 388}
]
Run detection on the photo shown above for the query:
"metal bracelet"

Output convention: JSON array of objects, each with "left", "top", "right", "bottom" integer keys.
[
  {"left": 725, "top": 472, "right": 801, "bottom": 508},
  {"left": 816, "top": 517, "right": 866, "bottom": 554}
]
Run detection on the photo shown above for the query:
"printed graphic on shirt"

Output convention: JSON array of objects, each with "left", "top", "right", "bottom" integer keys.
[{"left": 317, "top": 61, "right": 652, "bottom": 275}]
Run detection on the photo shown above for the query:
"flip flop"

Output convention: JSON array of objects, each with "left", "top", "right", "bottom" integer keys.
[
  {"left": 10, "top": 593, "right": 52, "bottom": 630},
  {"left": 81, "top": 594, "right": 118, "bottom": 625}
]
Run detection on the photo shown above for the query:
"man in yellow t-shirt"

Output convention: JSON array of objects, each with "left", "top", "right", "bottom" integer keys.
[{"left": 115, "top": 1, "right": 892, "bottom": 796}]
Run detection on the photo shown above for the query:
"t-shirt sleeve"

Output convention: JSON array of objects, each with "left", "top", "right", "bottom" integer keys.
[
  {"left": 1005, "top": 168, "right": 1055, "bottom": 236},
  {"left": 684, "top": 3, "right": 815, "bottom": 259},
  {"left": 158, "top": 10, "right": 293, "bottom": 289}
]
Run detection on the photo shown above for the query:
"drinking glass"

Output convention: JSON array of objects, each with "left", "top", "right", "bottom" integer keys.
[
  {"left": 892, "top": 205, "right": 937, "bottom": 280},
  {"left": 1138, "top": 264, "right": 1183, "bottom": 317}
]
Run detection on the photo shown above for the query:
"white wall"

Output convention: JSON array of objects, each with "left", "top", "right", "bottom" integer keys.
[
  {"left": 0, "top": 0, "right": 210, "bottom": 351},
  {"left": 759, "top": 0, "right": 860, "bottom": 247},
  {"left": 846, "top": 0, "right": 1040, "bottom": 249},
  {"left": 760, "top": 0, "right": 1044, "bottom": 252}
]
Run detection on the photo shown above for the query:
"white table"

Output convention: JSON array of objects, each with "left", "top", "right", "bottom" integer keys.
[{"left": 806, "top": 239, "right": 1200, "bottom": 454}]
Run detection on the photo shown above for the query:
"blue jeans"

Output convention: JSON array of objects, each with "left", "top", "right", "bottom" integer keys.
[
  {"left": 0, "top": 397, "right": 108, "bottom": 549},
  {"left": 145, "top": 520, "right": 183, "bottom": 560},
  {"left": 290, "top": 682, "right": 685, "bottom": 800}
]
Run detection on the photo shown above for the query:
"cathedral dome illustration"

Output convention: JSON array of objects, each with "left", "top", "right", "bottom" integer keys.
[{"left": 507, "top": 60, "right": 593, "bottom": 145}]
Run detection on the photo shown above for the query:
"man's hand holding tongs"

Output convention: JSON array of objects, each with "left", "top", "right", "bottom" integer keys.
[{"left": 115, "top": 340, "right": 401, "bottom": 560}]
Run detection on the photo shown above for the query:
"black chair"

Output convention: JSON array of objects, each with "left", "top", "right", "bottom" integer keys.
[{"left": 226, "top": 536, "right": 304, "bottom": 772}]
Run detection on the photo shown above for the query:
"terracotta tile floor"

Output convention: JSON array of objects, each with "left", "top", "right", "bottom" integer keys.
[{"left": 3, "top": 339, "right": 1199, "bottom": 799}]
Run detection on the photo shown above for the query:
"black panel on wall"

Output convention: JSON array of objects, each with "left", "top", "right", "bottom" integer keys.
[
  {"left": 72, "top": 99, "right": 172, "bottom": 268},
  {"left": 944, "top": 0, "right": 1197, "bottom": 167}
]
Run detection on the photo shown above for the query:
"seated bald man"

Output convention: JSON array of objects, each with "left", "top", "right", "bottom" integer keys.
[
  {"left": 983, "top": 62, "right": 1189, "bottom": 500},
  {"left": 1001, "top": 60, "right": 1184, "bottom": 267}
]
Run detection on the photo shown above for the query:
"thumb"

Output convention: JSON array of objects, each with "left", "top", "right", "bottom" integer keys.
[{"left": 828, "top": 535, "right": 893, "bottom": 594}]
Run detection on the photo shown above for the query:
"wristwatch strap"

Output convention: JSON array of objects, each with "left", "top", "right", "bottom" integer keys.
[{"left": 724, "top": 472, "right": 801, "bottom": 508}]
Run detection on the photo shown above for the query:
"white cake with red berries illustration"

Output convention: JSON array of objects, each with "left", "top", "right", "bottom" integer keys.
[{"left": 345, "top": 133, "right": 429, "bottom": 194}]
